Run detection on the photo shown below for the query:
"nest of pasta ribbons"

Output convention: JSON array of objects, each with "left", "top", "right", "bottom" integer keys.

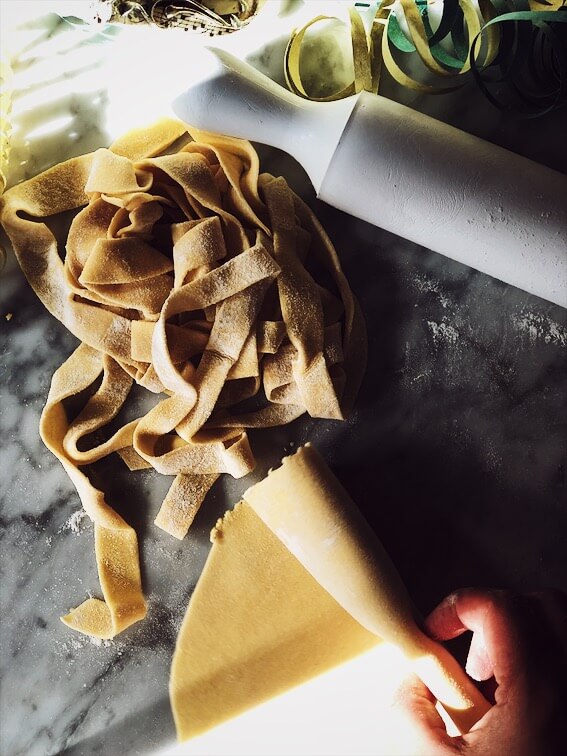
[{"left": 0, "top": 119, "right": 366, "bottom": 639}]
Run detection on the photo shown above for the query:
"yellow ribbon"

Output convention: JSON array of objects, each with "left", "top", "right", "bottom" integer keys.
[{"left": 284, "top": 0, "right": 566, "bottom": 107}]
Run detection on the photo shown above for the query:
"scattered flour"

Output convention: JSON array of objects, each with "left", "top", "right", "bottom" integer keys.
[
  {"left": 412, "top": 273, "right": 452, "bottom": 309},
  {"left": 512, "top": 311, "right": 567, "bottom": 347},
  {"left": 283, "top": 440, "right": 296, "bottom": 454},
  {"left": 410, "top": 372, "right": 431, "bottom": 384},
  {"left": 59, "top": 635, "right": 114, "bottom": 656},
  {"left": 427, "top": 319, "right": 460, "bottom": 348},
  {"left": 59, "top": 509, "right": 88, "bottom": 534},
  {"left": 88, "top": 637, "right": 112, "bottom": 648},
  {"left": 482, "top": 436, "right": 502, "bottom": 476}
]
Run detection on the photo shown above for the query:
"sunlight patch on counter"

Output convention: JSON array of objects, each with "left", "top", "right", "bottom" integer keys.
[{"left": 156, "top": 643, "right": 422, "bottom": 756}]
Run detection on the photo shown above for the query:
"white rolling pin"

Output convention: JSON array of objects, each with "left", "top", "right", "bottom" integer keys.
[{"left": 172, "top": 48, "right": 567, "bottom": 308}]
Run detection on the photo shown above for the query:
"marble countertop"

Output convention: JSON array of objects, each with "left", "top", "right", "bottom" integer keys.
[{"left": 0, "top": 2, "right": 566, "bottom": 755}]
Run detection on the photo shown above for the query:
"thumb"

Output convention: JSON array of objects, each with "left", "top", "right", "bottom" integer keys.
[{"left": 392, "top": 674, "right": 463, "bottom": 755}]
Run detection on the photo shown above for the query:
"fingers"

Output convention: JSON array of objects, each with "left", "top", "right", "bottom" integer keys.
[
  {"left": 424, "top": 591, "right": 475, "bottom": 641},
  {"left": 402, "top": 589, "right": 567, "bottom": 756},
  {"left": 425, "top": 588, "right": 567, "bottom": 699},
  {"left": 425, "top": 589, "right": 525, "bottom": 690},
  {"left": 466, "top": 628, "right": 493, "bottom": 682},
  {"left": 392, "top": 674, "right": 463, "bottom": 756}
]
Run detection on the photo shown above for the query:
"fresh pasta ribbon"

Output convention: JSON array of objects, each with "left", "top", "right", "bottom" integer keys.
[
  {"left": 0, "top": 118, "right": 366, "bottom": 639},
  {"left": 40, "top": 344, "right": 146, "bottom": 639},
  {"left": 0, "top": 56, "right": 14, "bottom": 269},
  {"left": 284, "top": 0, "right": 567, "bottom": 117}
]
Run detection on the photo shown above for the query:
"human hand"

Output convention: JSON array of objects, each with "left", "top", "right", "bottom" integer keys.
[{"left": 394, "top": 588, "right": 567, "bottom": 756}]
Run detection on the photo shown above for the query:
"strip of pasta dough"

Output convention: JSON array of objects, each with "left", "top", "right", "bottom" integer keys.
[{"left": 0, "top": 119, "right": 366, "bottom": 638}]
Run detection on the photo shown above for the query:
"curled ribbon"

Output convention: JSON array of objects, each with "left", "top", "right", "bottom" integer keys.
[{"left": 284, "top": 0, "right": 567, "bottom": 117}]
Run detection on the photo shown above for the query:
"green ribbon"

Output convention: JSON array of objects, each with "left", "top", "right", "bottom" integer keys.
[{"left": 284, "top": 0, "right": 567, "bottom": 117}]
